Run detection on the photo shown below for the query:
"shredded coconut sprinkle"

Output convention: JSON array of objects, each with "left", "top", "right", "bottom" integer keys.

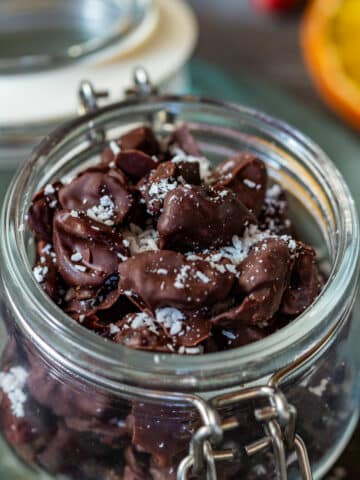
[
  {"left": 195, "top": 271, "right": 210, "bottom": 283},
  {"left": 178, "top": 346, "right": 203, "bottom": 355},
  {"left": 33, "top": 265, "right": 48, "bottom": 283},
  {"left": 125, "top": 308, "right": 186, "bottom": 339},
  {"left": 129, "top": 312, "right": 159, "bottom": 335},
  {"left": 174, "top": 265, "right": 191, "bottom": 289},
  {"left": 74, "top": 265, "right": 86, "bottom": 272},
  {"left": 109, "top": 323, "right": 121, "bottom": 335},
  {"left": 123, "top": 224, "right": 159, "bottom": 254},
  {"left": 148, "top": 179, "right": 178, "bottom": 204},
  {"left": 86, "top": 195, "right": 115, "bottom": 226},
  {"left": 186, "top": 224, "right": 297, "bottom": 276},
  {"left": 0, "top": 367, "right": 28, "bottom": 417},
  {"left": 243, "top": 179, "right": 260, "bottom": 190},
  {"left": 44, "top": 184, "right": 55, "bottom": 195},
  {"left": 156, "top": 308, "right": 185, "bottom": 336},
  {"left": 222, "top": 329, "right": 237, "bottom": 340},
  {"left": 308, "top": 378, "right": 329, "bottom": 397},
  {"left": 109, "top": 141, "right": 121, "bottom": 155},
  {"left": 71, "top": 252, "right": 83, "bottom": 262}
]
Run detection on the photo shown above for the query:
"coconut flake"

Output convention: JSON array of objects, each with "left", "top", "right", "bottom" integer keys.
[
  {"left": 123, "top": 224, "right": 159, "bottom": 255},
  {"left": 86, "top": 195, "right": 115, "bottom": 226},
  {"left": 243, "top": 179, "right": 258, "bottom": 189},
  {"left": 222, "top": 329, "right": 237, "bottom": 340},
  {"left": 174, "top": 265, "right": 191, "bottom": 289},
  {"left": 33, "top": 265, "right": 48, "bottom": 283},
  {"left": 109, "top": 141, "right": 121, "bottom": 155},
  {"left": 0, "top": 367, "right": 28, "bottom": 417},
  {"left": 186, "top": 224, "right": 297, "bottom": 277},
  {"left": 148, "top": 178, "right": 178, "bottom": 204},
  {"left": 109, "top": 323, "right": 121, "bottom": 335},
  {"left": 308, "top": 378, "right": 329, "bottom": 397},
  {"left": 178, "top": 346, "right": 203, "bottom": 355},
  {"left": 157, "top": 268, "right": 168, "bottom": 275},
  {"left": 74, "top": 265, "right": 86, "bottom": 272},
  {"left": 195, "top": 271, "right": 210, "bottom": 284},
  {"left": 129, "top": 312, "right": 159, "bottom": 335},
  {"left": 71, "top": 252, "right": 83, "bottom": 262},
  {"left": 44, "top": 184, "right": 55, "bottom": 195}
]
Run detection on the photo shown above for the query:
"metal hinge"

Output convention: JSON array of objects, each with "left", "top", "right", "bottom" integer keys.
[{"left": 177, "top": 383, "right": 312, "bottom": 480}]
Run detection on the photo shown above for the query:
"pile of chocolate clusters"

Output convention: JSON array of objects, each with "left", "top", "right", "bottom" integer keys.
[{"left": 28, "top": 124, "right": 322, "bottom": 354}]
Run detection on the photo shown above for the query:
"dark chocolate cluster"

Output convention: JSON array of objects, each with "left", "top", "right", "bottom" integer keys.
[
  {"left": 28, "top": 124, "right": 323, "bottom": 355},
  {"left": 0, "top": 125, "right": 350, "bottom": 480}
]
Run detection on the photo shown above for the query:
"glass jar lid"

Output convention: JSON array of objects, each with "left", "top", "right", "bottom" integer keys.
[
  {"left": 0, "top": 0, "right": 197, "bottom": 153},
  {"left": 0, "top": 0, "right": 154, "bottom": 73}
]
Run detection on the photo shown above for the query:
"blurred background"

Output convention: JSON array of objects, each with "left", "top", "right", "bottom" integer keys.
[
  {"left": 190, "top": 0, "right": 319, "bottom": 107},
  {"left": 0, "top": 0, "right": 359, "bottom": 478}
]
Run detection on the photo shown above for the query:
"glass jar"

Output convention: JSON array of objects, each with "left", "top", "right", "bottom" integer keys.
[{"left": 0, "top": 76, "right": 359, "bottom": 480}]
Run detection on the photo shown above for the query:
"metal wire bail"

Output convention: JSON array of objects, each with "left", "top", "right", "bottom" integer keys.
[
  {"left": 78, "top": 80, "right": 109, "bottom": 142},
  {"left": 175, "top": 295, "right": 346, "bottom": 480},
  {"left": 177, "top": 383, "right": 313, "bottom": 480},
  {"left": 125, "top": 66, "right": 158, "bottom": 98}
]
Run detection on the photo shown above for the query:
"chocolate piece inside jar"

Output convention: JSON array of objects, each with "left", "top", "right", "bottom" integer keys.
[{"left": 28, "top": 123, "right": 323, "bottom": 355}]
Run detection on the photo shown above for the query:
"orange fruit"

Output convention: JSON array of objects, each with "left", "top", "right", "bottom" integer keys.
[{"left": 301, "top": 0, "right": 360, "bottom": 130}]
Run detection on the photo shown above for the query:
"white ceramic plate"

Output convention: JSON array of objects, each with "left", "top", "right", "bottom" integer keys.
[{"left": 0, "top": 0, "right": 198, "bottom": 128}]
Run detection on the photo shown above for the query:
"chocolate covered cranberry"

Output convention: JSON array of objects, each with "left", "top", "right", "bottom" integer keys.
[
  {"left": 118, "top": 250, "right": 235, "bottom": 312},
  {"left": 158, "top": 186, "right": 257, "bottom": 251},
  {"left": 212, "top": 238, "right": 292, "bottom": 327},
  {"left": 139, "top": 161, "right": 200, "bottom": 216},
  {"left": 211, "top": 153, "right": 267, "bottom": 216},
  {"left": 169, "top": 124, "right": 202, "bottom": 156},
  {"left": 115, "top": 150, "right": 158, "bottom": 182},
  {"left": 53, "top": 210, "right": 128, "bottom": 288},
  {"left": 59, "top": 169, "right": 133, "bottom": 226},
  {"left": 119, "top": 126, "right": 160, "bottom": 156},
  {"left": 28, "top": 181, "right": 62, "bottom": 242},
  {"left": 281, "top": 242, "right": 323, "bottom": 315}
]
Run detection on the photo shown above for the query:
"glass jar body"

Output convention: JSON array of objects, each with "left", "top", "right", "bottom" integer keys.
[
  {"left": 0, "top": 296, "right": 358, "bottom": 479},
  {"left": 0, "top": 97, "right": 358, "bottom": 479}
]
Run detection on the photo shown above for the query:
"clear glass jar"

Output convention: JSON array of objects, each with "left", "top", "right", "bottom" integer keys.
[{"left": 0, "top": 91, "right": 359, "bottom": 480}]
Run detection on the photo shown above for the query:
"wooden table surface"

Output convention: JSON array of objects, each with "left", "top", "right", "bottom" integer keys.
[{"left": 188, "top": 1, "right": 359, "bottom": 479}]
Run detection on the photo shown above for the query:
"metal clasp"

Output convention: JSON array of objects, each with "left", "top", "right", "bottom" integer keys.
[
  {"left": 77, "top": 68, "right": 162, "bottom": 143},
  {"left": 125, "top": 67, "right": 177, "bottom": 129},
  {"left": 177, "top": 384, "right": 312, "bottom": 480},
  {"left": 78, "top": 80, "right": 109, "bottom": 143},
  {"left": 177, "top": 304, "right": 347, "bottom": 480},
  {"left": 125, "top": 66, "right": 158, "bottom": 98},
  {"left": 214, "top": 385, "right": 312, "bottom": 480},
  {"left": 78, "top": 81, "right": 109, "bottom": 115}
]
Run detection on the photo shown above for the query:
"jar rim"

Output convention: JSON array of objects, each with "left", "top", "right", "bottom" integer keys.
[{"left": 1, "top": 95, "right": 359, "bottom": 392}]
